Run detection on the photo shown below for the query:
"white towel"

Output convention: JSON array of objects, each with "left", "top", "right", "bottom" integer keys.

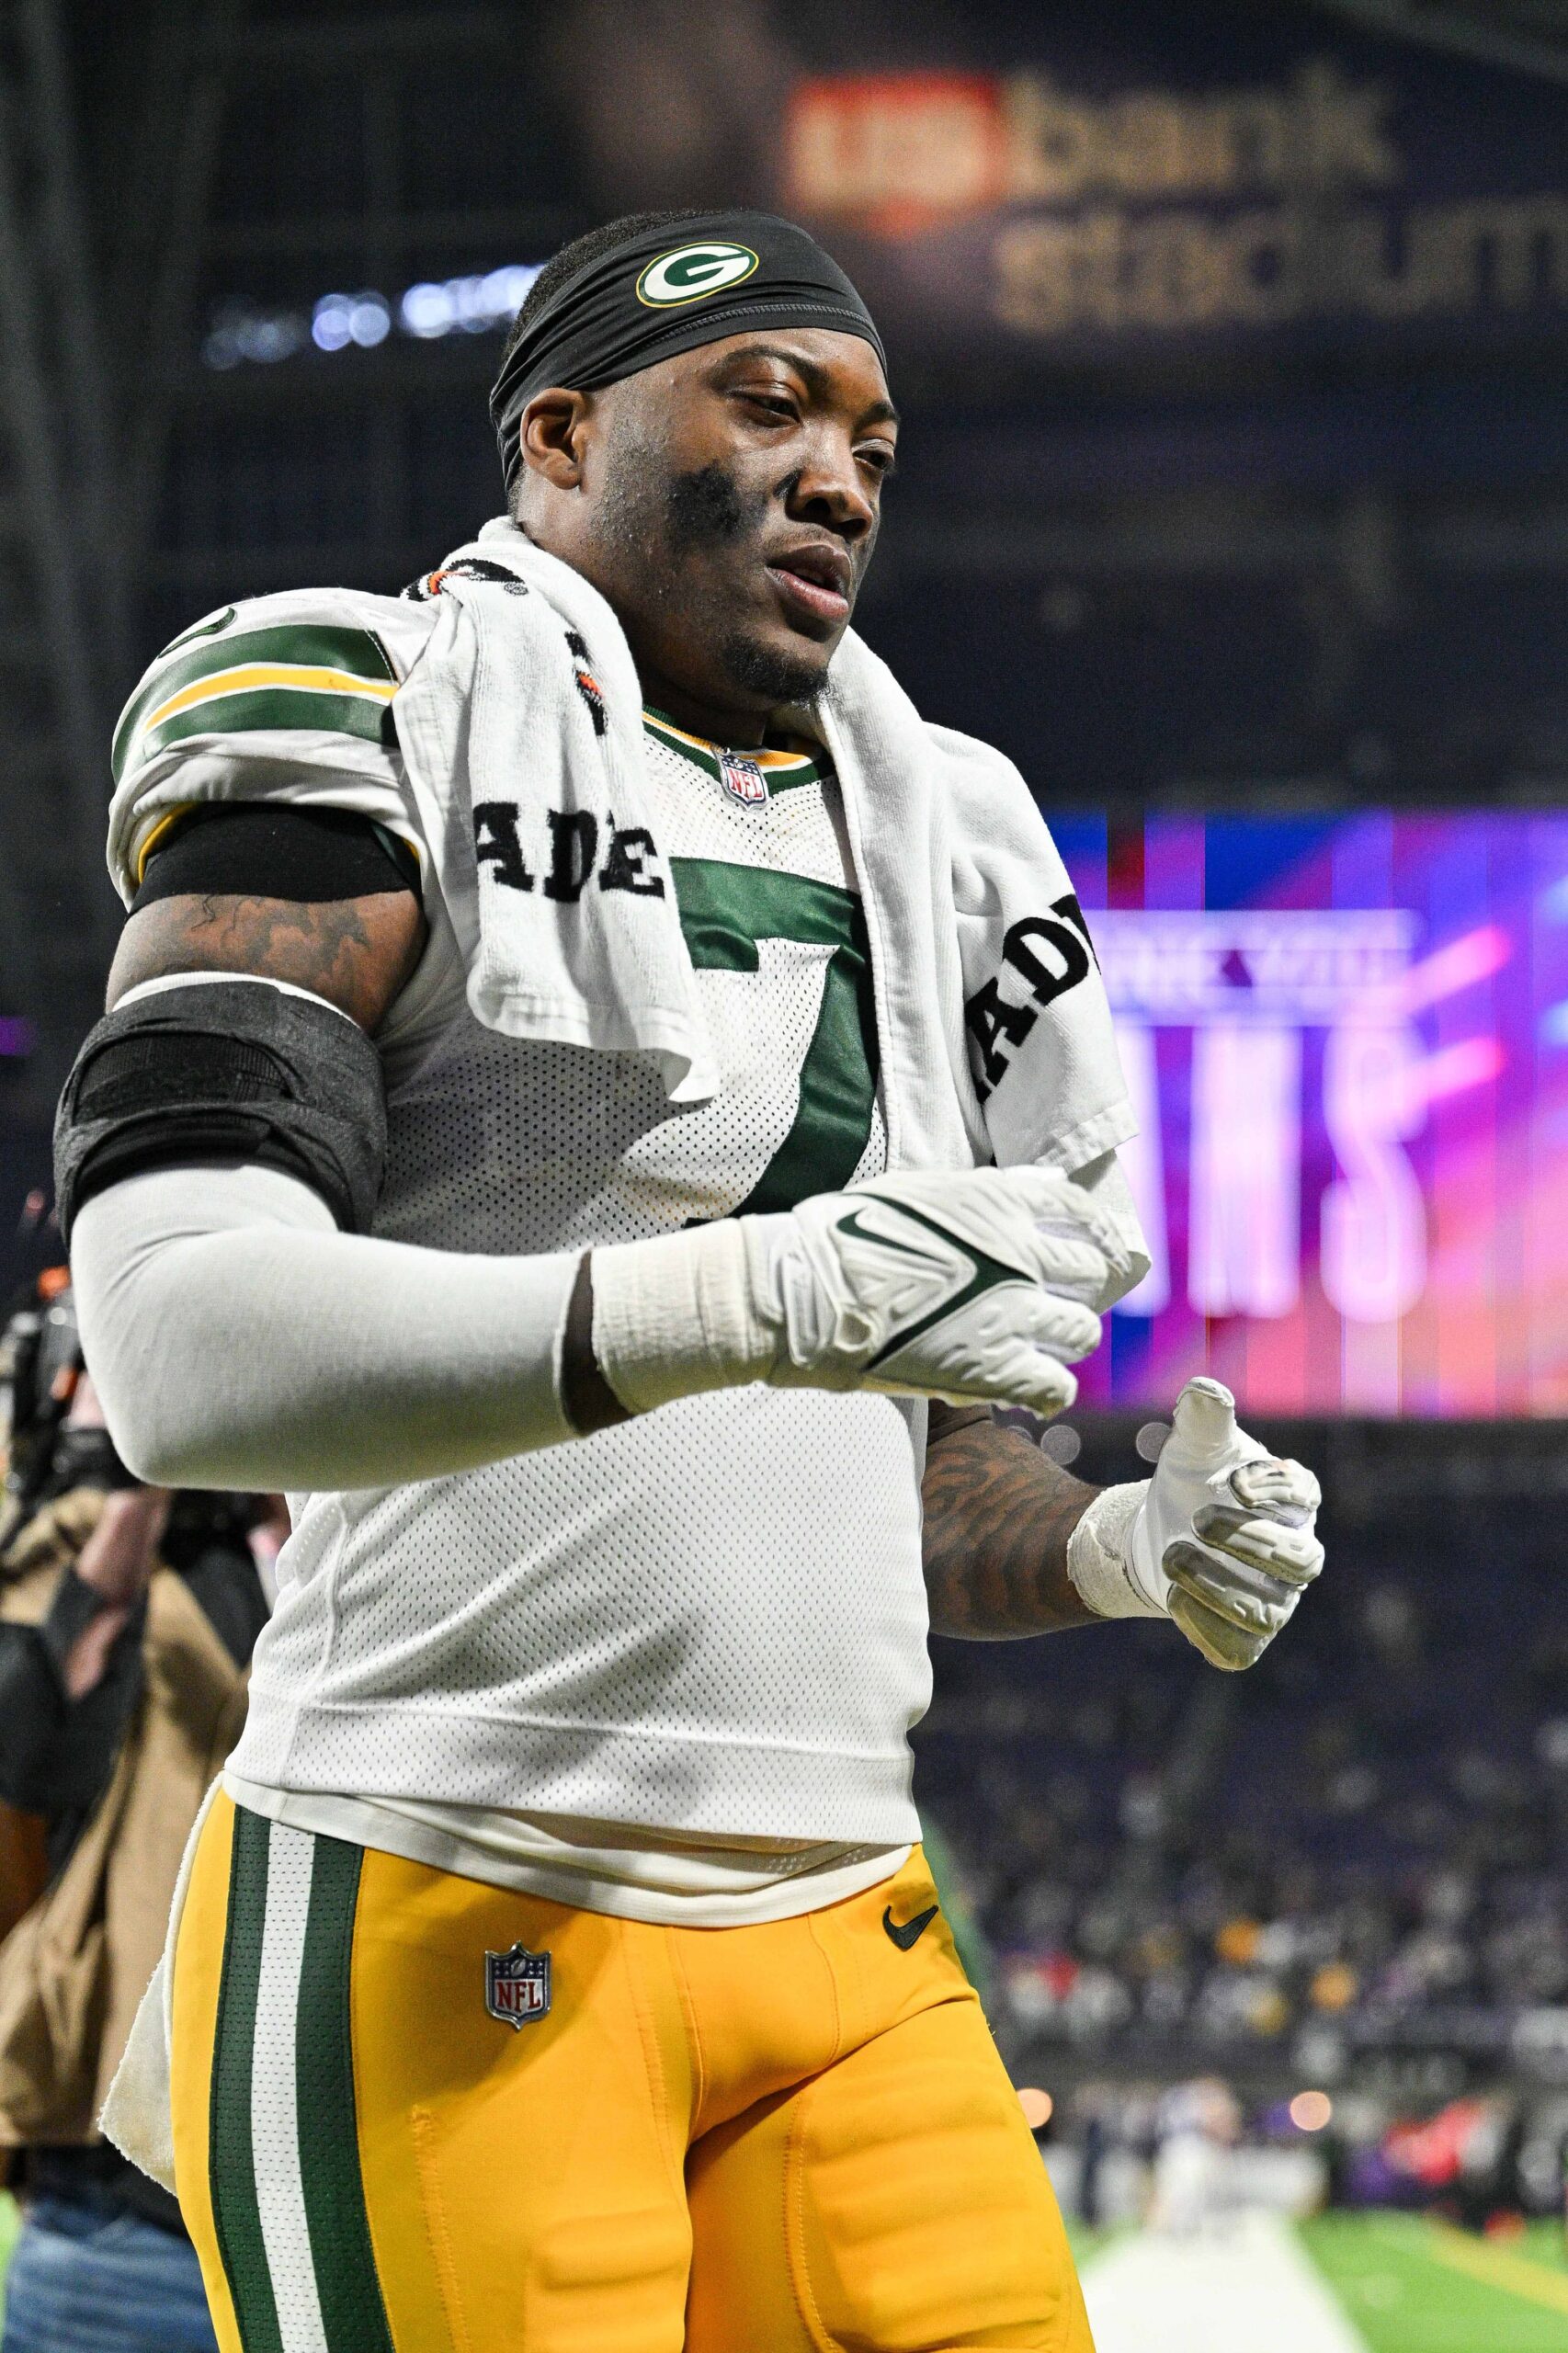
[{"left": 391, "top": 532, "right": 720, "bottom": 1102}]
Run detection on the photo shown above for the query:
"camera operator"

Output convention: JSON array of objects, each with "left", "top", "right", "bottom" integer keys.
[{"left": 0, "top": 1272, "right": 268, "bottom": 2353}]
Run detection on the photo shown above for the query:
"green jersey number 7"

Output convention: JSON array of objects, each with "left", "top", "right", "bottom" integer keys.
[{"left": 670, "top": 858, "right": 881, "bottom": 1219}]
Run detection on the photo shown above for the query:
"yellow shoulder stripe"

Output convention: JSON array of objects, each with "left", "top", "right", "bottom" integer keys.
[{"left": 141, "top": 663, "right": 399, "bottom": 738}]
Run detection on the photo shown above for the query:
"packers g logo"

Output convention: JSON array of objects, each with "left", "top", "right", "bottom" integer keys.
[{"left": 636, "top": 241, "right": 759, "bottom": 309}]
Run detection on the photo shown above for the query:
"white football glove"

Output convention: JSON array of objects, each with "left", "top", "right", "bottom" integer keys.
[
  {"left": 1067, "top": 1376, "right": 1324, "bottom": 1671},
  {"left": 764, "top": 1166, "right": 1120, "bottom": 1411},
  {"left": 590, "top": 1165, "right": 1125, "bottom": 1418}
]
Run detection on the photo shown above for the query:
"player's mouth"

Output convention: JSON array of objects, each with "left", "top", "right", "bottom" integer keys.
[{"left": 765, "top": 539, "right": 853, "bottom": 631}]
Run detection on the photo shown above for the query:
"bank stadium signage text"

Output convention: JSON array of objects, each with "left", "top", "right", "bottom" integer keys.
[{"left": 785, "top": 28, "right": 1568, "bottom": 357}]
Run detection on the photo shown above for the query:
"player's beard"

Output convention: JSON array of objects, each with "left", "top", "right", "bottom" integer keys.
[{"left": 597, "top": 432, "right": 835, "bottom": 713}]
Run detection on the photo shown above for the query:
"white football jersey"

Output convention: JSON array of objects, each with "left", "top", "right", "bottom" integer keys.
[{"left": 107, "top": 581, "right": 1134, "bottom": 1864}]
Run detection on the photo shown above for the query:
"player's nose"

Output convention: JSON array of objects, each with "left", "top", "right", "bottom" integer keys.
[{"left": 787, "top": 433, "right": 878, "bottom": 542}]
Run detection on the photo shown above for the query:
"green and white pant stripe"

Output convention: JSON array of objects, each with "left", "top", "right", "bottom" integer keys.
[{"left": 210, "top": 1806, "right": 394, "bottom": 2353}]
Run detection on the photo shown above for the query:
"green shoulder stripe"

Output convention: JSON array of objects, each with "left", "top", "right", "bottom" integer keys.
[
  {"left": 113, "top": 620, "right": 397, "bottom": 786},
  {"left": 131, "top": 687, "right": 397, "bottom": 776}
]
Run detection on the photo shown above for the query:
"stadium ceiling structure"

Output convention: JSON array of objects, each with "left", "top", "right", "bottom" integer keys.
[
  {"left": 151, "top": 6, "right": 573, "bottom": 608},
  {"left": 0, "top": 0, "right": 273, "bottom": 1112},
  {"left": 1320, "top": 0, "right": 1568, "bottom": 76},
  {"left": 0, "top": 0, "right": 126, "bottom": 1112},
  {"left": 0, "top": 1, "right": 574, "bottom": 1115}
]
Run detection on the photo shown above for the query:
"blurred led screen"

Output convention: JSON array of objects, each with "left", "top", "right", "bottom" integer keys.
[{"left": 1051, "top": 813, "right": 1568, "bottom": 1417}]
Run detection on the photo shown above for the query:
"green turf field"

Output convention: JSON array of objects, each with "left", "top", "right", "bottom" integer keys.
[
  {"left": 1073, "top": 2206, "right": 1568, "bottom": 2350},
  {"left": 1300, "top": 2213, "right": 1568, "bottom": 2351},
  {"left": 0, "top": 2193, "right": 16, "bottom": 2330}
]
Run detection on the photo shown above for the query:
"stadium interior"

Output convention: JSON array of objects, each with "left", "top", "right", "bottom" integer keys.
[{"left": 3, "top": 2, "right": 1568, "bottom": 2345}]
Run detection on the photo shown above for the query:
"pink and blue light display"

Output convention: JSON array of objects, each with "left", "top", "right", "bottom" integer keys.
[{"left": 1052, "top": 812, "right": 1568, "bottom": 1418}]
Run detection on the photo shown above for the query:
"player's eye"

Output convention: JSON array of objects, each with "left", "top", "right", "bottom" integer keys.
[
  {"left": 858, "top": 444, "right": 897, "bottom": 481},
  {"left": 738, "top": 391, "right": 800, "bottom": 424}
]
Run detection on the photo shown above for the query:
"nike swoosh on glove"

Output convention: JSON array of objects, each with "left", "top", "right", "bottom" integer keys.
[
  {"left": 1132, "top": 1378, "right": 1324, "bottom": 1669},
  {"left": 761, "top": 1165, "right": 1128, "bottom": 1416}
]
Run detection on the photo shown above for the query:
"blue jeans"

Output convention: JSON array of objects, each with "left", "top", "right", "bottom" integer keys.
[{"left": 1, "top": 2193, "right": 216, "bottom": 2353}]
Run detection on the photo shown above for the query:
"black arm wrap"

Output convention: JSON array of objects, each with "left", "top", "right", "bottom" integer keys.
[{"left": 53, "top": 980, "right": 387, "bottom": 1245}]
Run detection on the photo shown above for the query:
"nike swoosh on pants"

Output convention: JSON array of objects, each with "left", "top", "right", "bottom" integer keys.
[{"left": 882, "top": 1904, "right": 938, "bottom": 1950}]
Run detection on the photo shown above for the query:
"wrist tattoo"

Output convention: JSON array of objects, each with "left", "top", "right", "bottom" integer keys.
[{"left": 921, "top": 1415, "right": 1101, "bottom": 1639}]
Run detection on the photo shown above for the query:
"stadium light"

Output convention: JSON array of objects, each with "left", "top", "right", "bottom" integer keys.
[
  {"left": 1290, "top": 2090, "right": 1334, "bottom": 2132},
  {"left": 400, "top": 267, "right": 540, "bottom": 339},
  {"left": 204, "top": 265, "right": 544, "bottom": 369}
]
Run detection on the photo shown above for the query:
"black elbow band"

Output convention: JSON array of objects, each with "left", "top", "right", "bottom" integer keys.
[{"left": 53, "top": 980, "right": 387, "bottom": 1245}]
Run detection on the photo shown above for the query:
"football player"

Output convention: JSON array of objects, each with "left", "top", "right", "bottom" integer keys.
[{"left": 62, "top": 210, "right": 1323, "bottom": 2351}]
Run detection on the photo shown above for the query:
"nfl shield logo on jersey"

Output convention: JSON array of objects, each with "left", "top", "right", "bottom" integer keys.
[
  {"left": 484, "top": 1940, "right": 551, "bottom": 2029},
  {"left": 719, "top": 749, "right": 767, "bottom": 808}
]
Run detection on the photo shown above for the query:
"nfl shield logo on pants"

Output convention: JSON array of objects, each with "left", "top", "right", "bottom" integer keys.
[{"left": 485, "top": 1940, "right": 551, "bottom": 2029}]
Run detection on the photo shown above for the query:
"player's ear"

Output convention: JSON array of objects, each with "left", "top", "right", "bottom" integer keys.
[{"left": 520, "top": 387, "right": 593, "bottom": 492}]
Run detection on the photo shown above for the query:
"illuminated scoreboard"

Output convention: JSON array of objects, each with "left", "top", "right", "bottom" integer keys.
[{"left": 1053, "top": 813, "right": 1568, "bottom": 1418}]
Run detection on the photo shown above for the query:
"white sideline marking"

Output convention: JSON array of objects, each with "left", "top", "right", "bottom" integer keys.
[{"left": 1082, "top": 2211, "right": 1369, "bottom": 2353}]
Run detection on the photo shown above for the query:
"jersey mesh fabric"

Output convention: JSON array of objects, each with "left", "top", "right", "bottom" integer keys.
[{"left": 226, "top": 715, "right": 930, "bottom": 1847}]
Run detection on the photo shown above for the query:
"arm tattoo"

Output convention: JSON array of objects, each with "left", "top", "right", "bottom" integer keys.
[
  {"left": 107, "top": 890, "right": 426, "bottom": 1034},
  {"left": 921, "top": 1414, "right": 1103, "bottom": 1639}
]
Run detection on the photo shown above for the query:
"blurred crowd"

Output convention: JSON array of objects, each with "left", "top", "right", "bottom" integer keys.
[
  {"left": 1035, "top": 2074, "right": 1568, "bottom": 2234},
  {"left": 0, "top": 1256, "right": 279, "bottom": 2353},
  {"left": 917, "top": 1462, "right": 1568, "bottom": 2216}
]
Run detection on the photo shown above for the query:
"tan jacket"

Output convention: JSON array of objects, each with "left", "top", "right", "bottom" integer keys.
[{"left": 0, "top": 1491, "right": 248, "bottom": 2146}]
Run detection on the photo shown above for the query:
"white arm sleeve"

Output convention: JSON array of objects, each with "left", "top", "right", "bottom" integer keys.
[
  {"left": 70, "top": 1149, "right": 1132, "bottom": 1491},
  {"left": 70, "top": 1163, "right": 581, "bottom": 1490}
]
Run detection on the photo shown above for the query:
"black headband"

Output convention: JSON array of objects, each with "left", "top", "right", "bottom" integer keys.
[{"left": 490, "top": 211, "right": 887, "bottom": 494}]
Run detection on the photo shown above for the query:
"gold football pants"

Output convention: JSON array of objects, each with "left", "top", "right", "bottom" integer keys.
[{"left": 171, "top": 1793, "right": 1093, "bottom": 2351}]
